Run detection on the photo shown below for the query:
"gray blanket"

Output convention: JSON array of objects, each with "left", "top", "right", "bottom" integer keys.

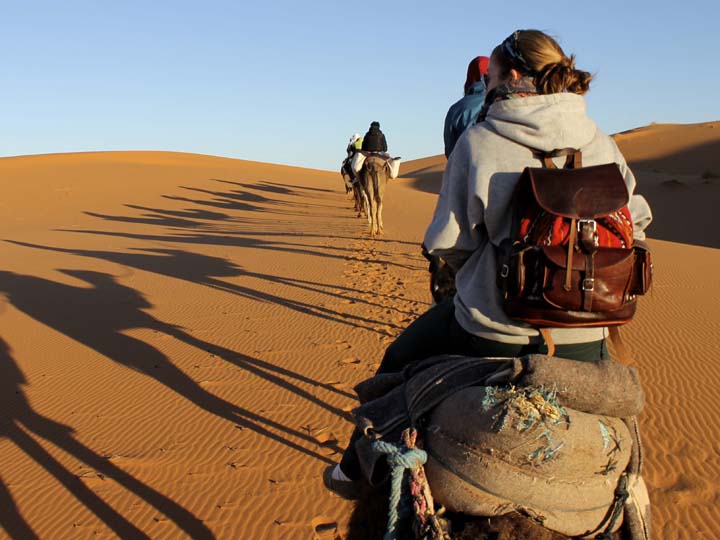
[{"left": 352, "top": 354, "right": 644, "bottom": 483}]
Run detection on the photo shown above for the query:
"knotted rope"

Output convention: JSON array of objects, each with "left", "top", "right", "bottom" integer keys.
[{"left": 372, "top": 428, "right": 446, "bottom": 540}]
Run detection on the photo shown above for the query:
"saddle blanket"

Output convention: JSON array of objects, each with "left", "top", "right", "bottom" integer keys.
[{"left": 350, "top": 152, "right": 402, "bottom": 179}]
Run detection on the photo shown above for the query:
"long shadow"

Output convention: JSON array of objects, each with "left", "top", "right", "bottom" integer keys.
[
  {"left": 0, "top": 337, "right": 213, "bottom": 540},
  {"left": 161, "top": 185, "right": 350, "bottom": 218},
  {"left": 213, "top": 179, "right": 335, "bottom": 195},
  {"left": 0, "top": 477, "right": 37, "bottom": 540},
  {"left": 84, "top": 210, "right": 208, "bottom": 229},
  {"left": 211, "top": 179, "right": 293, "bottom": 196},
  {"left": 243, "top": 270, "right": 418, "bottom": 316},
  {"left": 0, "top": 270, "right": 344, "bottom": 466},
  {"left": 194, "top": 183, "right": 339, "bottom": 209},
  {"left": 9, "top": 234, "right": 422, "bottom": 317},
  {"left": 69, "top": 177, "right": 420, "bottom": 248},
  {"left": 260, "top": 180, "right": 335, "bottom": 194},
  {"left": 190, "top": 184, "right": 274, "bottom": 204},
  {"left": 181, "top": 185, "right": 343, "bottom": 210},
  {"left": 162, "top": 193, "right": 261, "bottom": 213},
  {"left": 52, "top": 227, "right": 421, "bottom": 272},
  {"left": 125, "top": 204, "right": 230, "bottom": 221},
  {"left": 7, "top": 241, "right": 402, "bottom": 335}
]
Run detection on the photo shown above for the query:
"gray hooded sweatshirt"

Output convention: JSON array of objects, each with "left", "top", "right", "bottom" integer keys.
[{"left": 423, "top": 93, "right": 652, "bottom": 345}]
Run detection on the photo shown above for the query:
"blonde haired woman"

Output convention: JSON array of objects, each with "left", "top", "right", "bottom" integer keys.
[{"left": 325, "top": 29, "right": 652, "bottom": 498}]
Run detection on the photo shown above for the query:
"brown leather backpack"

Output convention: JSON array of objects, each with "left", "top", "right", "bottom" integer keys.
[{"left": 497, "top": 148, "right": 652, "bottom": 328}]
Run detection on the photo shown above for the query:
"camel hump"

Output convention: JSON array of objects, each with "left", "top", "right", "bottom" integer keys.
[
  {"left": 363, "top": 154, "right": 401, "bottom": 179},
  {"left": 425, "top": 385, "right": 633, "bottom": 537}
]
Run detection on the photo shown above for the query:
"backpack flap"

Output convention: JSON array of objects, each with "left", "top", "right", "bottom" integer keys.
[
  {"left": 526, "top": 163, "right": 630, "bottom": 219},
  {"left": 541, "top": 246, "right": 636, "bottom": 312},
  {"left": 504, "top": 243, "right": 639, "bottom": 327}
]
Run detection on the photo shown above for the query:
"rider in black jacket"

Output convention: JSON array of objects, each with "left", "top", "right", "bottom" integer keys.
[{"left": 361, "top": 121, "right": 388, "bottom": 153}]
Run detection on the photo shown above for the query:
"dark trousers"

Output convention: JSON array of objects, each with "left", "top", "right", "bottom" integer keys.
[{"left": 339, "top": 298, "right": 608, "bottom": 479}]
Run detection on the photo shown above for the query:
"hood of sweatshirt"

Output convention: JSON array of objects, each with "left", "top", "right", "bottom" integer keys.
[{"left": 483, "top": 93, "right": 597, "bottom": 152}]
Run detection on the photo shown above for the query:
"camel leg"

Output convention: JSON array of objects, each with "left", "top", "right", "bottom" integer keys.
[
  {"left": 362, "top": 189, "right": 370, "bottom": 222},
  {"left": 376, "top": 172, "right": 387, "bottom": 235},
  {"left": 367, "top": 188, "right": 376, "bottom": 236},
  {"left": 354, "top": 185, "right": 364, "bottom": 216},
  {"left": 374, "top": 195, "right": 381, "bottom": 236},
  {"left": 377, "top": 199, "right": 384, "bottom": 234}
]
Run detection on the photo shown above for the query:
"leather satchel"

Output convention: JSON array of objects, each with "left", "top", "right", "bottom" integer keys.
[{"left": 498, "top": 149, "right": 652, "bottom": 327}]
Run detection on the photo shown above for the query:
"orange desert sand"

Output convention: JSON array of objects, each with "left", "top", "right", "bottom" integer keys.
[{"left": 1, "top": 121, "right": 719, "bottom": 540}]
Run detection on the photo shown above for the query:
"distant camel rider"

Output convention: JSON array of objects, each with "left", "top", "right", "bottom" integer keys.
[
  {"left": 347, "top": 133, "right": 363, "bottom": 157},
  {"left": 356, "top": 122, "right": 402, "bottom": 179},
  {"left": 341, "top": 133, "right": 363, "bottom": 193},
  {"left": 443, "top": 55, "right": 489, "bottom": 157},
  {"left": 361, "top": 121, "right": 388, "bottom": 154}
]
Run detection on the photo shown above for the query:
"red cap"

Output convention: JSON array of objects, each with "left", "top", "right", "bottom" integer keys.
[{"left": 464, "top": 56, "right": 490, "bottom": 94}]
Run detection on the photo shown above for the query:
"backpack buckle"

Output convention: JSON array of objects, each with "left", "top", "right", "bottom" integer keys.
[
  {"left": 577, "top": 219, "right": 597, "bottom": 232},
  {"left": 578, "top": 219, "right": 599, "bottom": 249},
  {"left": 582, "top": 278, "right": 595, "bottom": 291}
]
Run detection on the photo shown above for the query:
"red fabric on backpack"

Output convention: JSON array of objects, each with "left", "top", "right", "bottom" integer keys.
[{"left": 518, "top": 206, "right": 634, "bottom": 248}]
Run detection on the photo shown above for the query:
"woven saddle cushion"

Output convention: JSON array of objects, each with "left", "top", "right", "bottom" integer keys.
[{"left": 424, "top": 385, "right": 631, "bottom": 538}]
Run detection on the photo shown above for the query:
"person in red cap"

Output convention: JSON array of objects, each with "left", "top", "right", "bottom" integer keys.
[{"left": 443, "top": 55, "right": 489, "bottom": 157}]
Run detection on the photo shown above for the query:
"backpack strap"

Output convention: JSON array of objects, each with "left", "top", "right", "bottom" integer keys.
[
  {"left": 534, "top": 149, "right": 585, "bottom": 295},
  {"left": 530, "top": 147, "right": 582, "bottom": 169},
  {"left": 563, "top": 219, "right": 578, "bottom": 291},
  {"left": 541, "top": 327, "right": 632, "bottom": 363},
  {"left": 609, "top": 326, "right": 633, "bottom": 363},
  {"left": 539, "top": 328, "right": 556, "bottom": 357}
]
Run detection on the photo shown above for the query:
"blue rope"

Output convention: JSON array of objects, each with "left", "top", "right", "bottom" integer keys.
[{"left": 372, "top": 439, "right": 428, "bottom": 540}]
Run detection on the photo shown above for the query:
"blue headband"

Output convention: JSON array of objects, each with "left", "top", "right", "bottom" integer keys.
[{"left": 500, "top": 30, "right": 536, "bottom": 75}]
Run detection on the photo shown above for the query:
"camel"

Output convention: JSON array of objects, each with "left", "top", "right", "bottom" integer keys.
[
  {"left": 354, "top": 182, "right": 369, "bottom": 218},
  {"left": 345, "top": 436, "right": 628, "bottom": 540},
  {"left": 340, "top": 158, "right": 354, "bottom": 195},
  {"left": 339, "top": 353, "right": 649, "bottom": 540},
  {"left": 358, "top": 155, "right": 390, "bottom": 236},
  {"left": 340, "top": 159, "right": 369, "bottom": 218}
]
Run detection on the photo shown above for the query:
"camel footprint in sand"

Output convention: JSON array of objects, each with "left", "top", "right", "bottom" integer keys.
[
  {"left": 312, "top": 429, "right": 340, "bottom": 457},
  {"left": 311, "top": 517, "right": 341, "bottom": 540}
]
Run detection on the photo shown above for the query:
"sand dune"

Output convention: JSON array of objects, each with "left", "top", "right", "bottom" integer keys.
[
  {"left": 1, "top": 121, "right": 719, "bottom": 539},
  {"left": 614, "top": 122, "right": 720, "bottom": 248},
  {"left": 614, "top": 121, "right": 720, "bottom": 175}
]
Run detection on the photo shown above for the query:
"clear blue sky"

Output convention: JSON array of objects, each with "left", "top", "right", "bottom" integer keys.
[{"left": 1, "top": 0, "right": 718, "bottom": 171}]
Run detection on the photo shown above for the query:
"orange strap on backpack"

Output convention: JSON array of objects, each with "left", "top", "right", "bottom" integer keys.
[
  {"left": 539, "top": 328, "right": 556, "bottom": 357},
  {"left": 540, "top": 327, "right": 631, "bottom": 363},
  {"left": 609, "top": 326, "right": 633, "bottom": 364}
]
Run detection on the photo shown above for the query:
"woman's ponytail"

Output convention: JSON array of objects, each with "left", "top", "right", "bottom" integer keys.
[
  {"left": 494, "top": 30, "right": 593, "bottom": 95},
  {"left": 536, "top": 55, "right": 592, "bottom": 95}
]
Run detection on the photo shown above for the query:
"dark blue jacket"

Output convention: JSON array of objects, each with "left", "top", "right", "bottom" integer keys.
[{"left": 443, "top": 80, "right": 487, "bottom": 158}]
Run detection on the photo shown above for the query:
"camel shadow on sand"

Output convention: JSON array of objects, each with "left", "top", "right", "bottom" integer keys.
[{"left": 0, "top": 336, "right": 213, "bottom": 540}]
